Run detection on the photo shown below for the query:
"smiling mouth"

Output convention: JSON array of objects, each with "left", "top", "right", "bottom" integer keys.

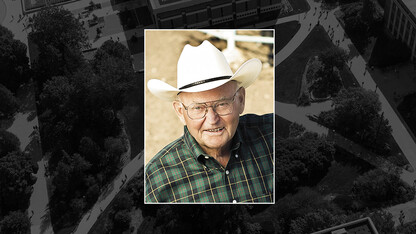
[{"left": 205, "top": 127, "right": 224, "bottom": 132}]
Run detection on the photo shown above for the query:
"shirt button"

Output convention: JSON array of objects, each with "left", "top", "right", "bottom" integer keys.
[
  {"left": 232, "top": 200, "right": 237, "bottom": 203},
  {"left": 235, "top": 154, "right": 239, "bottom": 158},
  {"left": 225, "top": 170, "right": 229, "bottom": 175}
]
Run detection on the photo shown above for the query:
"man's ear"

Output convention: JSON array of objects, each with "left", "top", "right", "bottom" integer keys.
[
  {"left": 173, "top": 101, "right": 186, "bottom": 125},
  {"left": 237, "top": 87, "right": 246, "bottom": 114}
]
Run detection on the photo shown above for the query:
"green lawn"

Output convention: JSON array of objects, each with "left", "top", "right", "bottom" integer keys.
[
  {"left": 276, "top": 25, "right": 333, "bottom": 103},
  {"left": 316, "top": 161, "right": 363, "bottom": 196},
  {"left": 369, "top": 32, "right": 411, "bottom": 67},
  {"left": 275, "top": 115, "right": 292, "bottom": 139},
  {"left": 339, "top": 62, "right": 359, "bottom": 88},
  {"left": 276, "top": 24, "right": 358, "bottom": 103},
  {"left": 276, "top": 21, "right": 301, "bottom": 53}
]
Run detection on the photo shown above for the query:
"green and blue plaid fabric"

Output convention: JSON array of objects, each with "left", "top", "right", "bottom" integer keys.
[{"left": 145, "top": 113, "right": 274, "bottom": 203}]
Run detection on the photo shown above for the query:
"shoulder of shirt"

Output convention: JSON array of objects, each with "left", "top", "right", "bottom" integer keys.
[
  {"left": 239, "top": 113, "right": 273, "bottom": 127},
  {"left": 238, "top": 113, "right": 273, "bottom": 141},
  {"left": 145, "top": 136, "right": 186, "bottom": 174}
]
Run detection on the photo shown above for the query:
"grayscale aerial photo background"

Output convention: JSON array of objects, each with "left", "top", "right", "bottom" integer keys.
[{"left": 1, "top": 0, "right": 416, "bottom": 233}]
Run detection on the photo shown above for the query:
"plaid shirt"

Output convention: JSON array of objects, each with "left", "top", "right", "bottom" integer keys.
[{"left": 145, "top": 113, "right": 274, "bottom": 203}]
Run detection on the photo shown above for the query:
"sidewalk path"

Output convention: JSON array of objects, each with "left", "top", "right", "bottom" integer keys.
[
  {"left": 0, "top": 0, "right": 6, "bottom": 23},
  {"left": 276, "top": 100, "right": 332, "bottom": 134},
  {"left": 6, "top": 82, "right": 54, "bottom": 234},
  {"left": 276, "top": 0, "right": 321, "bottom": 65},
  {"left": 386, "top": 200, "right": 416, "bottom": 226},
  {"left": 73, "top": 151, "right": 144, "bottom": 234},
  {"left": 29, "top": 158, "right": 53, "bottom": 234},
  {"left": 322, "top": 7, "right": 416, "bottom": 184}
]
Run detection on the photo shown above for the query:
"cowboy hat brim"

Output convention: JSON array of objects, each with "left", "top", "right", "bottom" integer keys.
[{"left": 147, "top": 58, "right": 262, "bottom": 101}]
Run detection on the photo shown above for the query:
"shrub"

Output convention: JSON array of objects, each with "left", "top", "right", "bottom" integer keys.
[
  {"left": 0, "top": 84, "right": 18, "bottom": 119},
  {"left": 0, "top": 129, "right": 20, "bottom": 157}
]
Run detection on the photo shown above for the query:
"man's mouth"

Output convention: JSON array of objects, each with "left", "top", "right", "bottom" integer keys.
[{"left": 205, "top": 127, "right": 224, "bottom": 132}]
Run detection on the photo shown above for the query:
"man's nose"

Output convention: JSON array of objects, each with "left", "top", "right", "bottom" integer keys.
[{"left": 205, "top": 106, "right": 219, "bottom": 123}]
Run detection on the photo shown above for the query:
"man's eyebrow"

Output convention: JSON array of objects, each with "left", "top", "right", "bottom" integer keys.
[{"left": 194, "top": 96, "right": 229, "bottom": 104}]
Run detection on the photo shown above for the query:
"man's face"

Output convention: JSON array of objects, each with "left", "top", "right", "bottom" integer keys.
[{"left": 173, "top": 82, "right": 245, "bottom": 154}]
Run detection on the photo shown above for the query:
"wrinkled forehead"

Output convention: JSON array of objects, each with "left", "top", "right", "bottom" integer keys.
[{"left": 178, "top": 81, "right": 238, "bottom": 103}]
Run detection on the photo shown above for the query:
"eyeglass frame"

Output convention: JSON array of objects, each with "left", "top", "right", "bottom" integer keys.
[{"left": 177, "top": 88, "right": 241, "bottom": 120}]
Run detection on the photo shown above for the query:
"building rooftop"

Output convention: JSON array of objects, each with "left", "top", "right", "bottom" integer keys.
[
  {"left": 148, "top": 0, "right": 282, "bottom": 14},
  {"left": 402, "top": 0, "right": 416, "bottom": 18},
  {"left": 311, "top": 217, "right": 379, "bottom": 234},
  {"left": 148, "top": 0, "right": 212, "bottom": 13}
]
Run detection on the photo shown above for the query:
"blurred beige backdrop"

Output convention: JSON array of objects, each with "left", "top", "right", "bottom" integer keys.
[{"left": 145, "top": 30, "right": 274, "bottom": 165}]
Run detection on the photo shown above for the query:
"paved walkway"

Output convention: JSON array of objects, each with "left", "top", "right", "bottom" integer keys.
[
  {"left": 276, "top": 0, "right": 321, "bottom": 65},
  {"left": 275, "top": 100, "right": 332, "bottom": 134},
  {"left": 0, "top": 0, "right": 6, "bottom": 23},
  {"left": 323, "top": 8, "right": 416, "bottom": 185},
  {"left": 73, "top": 151, "right": 144, "bottom": 234},
  {"left": 5, "top": 82, "right": 53, "bottom": 234},
  {"left": 387, "top": 200, "right": 416, "bottom": 226}
]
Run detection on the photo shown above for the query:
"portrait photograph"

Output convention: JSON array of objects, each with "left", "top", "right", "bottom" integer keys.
[{"left": 144, "top": 29, "right": 275, "bottom": 203}]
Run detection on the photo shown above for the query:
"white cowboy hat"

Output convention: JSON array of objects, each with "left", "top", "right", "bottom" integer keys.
[{"left": 147, "top": 40, "right": 262, "bottom": 101}]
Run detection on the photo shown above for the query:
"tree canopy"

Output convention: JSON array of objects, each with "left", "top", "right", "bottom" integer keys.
[
  {"left": 308, "top": 47, "right": 348, "bottom": 98},
  {"left": 0, "top": 26, "right": 30, "bottom": 93},
  {"left": 318, "top": 87, "right": 392, "bottom": 154},
  {"left": 0, "top": 85, "right": 19, "bottom": 119},
  {"left": 29, "top": 7, "right": 88, "bottom": 53},
  {"left": 0, "top": 151, "right": 38, "bottom": 216},
  {"left": 91, "top": 40, "right": 135, "bottom": 112},
  {"left": 29, "top": 7, "right": 88, "bottom": 81},
  {"left": 0, "top": 211, "right": 31, "bottom": 234},
  {"left": 143, "top": 205, "right": 261, "bottom": 234},
  {"left": 289, "top": 209, "right": 346, "bottom": 234},
  {"left": 318, "top": 47, "right": 348, "bottom": 72},
  {"left": 276, "top": 131, "right": 335, "bottom": 197},
  {"left": 351, "top": 169, "right": 415, "bottom": 207},
  {"left": 341, "top": 0, "right": 383, "bottom": 53},
  {"left": 0, "top": 129, "right": 20, "bottom": 158},
  {"left": 266, "top": 187, "right": 346, "bottom": 233},
  {"left": 39, "top": 41, "right": 135, "bottom": 230}
]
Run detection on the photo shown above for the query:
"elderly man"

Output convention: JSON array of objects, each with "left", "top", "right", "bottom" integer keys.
[{"left": 146, "top": 40, "right": 273, "bottom": 203}]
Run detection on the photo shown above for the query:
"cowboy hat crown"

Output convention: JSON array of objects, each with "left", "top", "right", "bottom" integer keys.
[{"left": 147, "top": 40, "right": 262, "bottom": 101}]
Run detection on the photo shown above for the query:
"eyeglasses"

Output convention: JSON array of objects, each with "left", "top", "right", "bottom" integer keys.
[{"left": 179, "top": 89, "right": 240, "bottom": 120}]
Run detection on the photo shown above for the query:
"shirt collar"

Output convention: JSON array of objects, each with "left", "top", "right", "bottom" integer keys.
[
  {"left": 183, "top": 126, "right": 206, "bottom": 160},
  {"left": 183, "top": 126, "right": 242, "bottom": 161}
]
